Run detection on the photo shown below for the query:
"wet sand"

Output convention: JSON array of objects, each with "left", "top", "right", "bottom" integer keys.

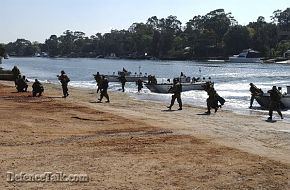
[{"left": 0, "top": 81, "right": 289, "bottom": 189}]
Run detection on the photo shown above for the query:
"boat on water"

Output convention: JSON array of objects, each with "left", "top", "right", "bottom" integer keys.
[
  {"left": 145, "top": 76, "right": 212, "bottom": 94},
  {"left": 0, "top": 68, "right": 14, "bottom": 81},
  {"left": 105, "top": 73, "right": 148, "bottom": 82},
  {"left": 145, "top": 82, "right": 209, "bottom": 94},
  {"left": 104, "top": 68, "right": 148, "bottom": 82},
  {"left": 254, "top": 86, "right": 290, "bottom": 109},
  {"left": 228, "top": 49, "right": 262, "bottom": 63}
]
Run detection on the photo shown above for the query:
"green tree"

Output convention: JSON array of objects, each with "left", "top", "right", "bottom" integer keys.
[
  {"left": 273, "top": 40, "right": 290, "bottom": 57},
  {"left": 202, "top": 9, "right": 236, "bottom": 47},
  {"left": 58, "top": 30, "right": 75, "bottom": 56},
  {"left": 158, "top": 15, "right": 182, "bottom": 58},
  {"left": 223, "top": 25, "right": 251, "bottom": 55},
  {"left": 271, "top": 8, "right": 290, "bottom": 31},
  {"left": 90, "top": 33, "right": 104, "bottom": 56},
  {"left": 248, "top": 16, "right": 278, "bottom": 56},
  {"left": 45, "top": 35, "right": 59, "bottom": 57},
  {"left": 5, "top": 39, "right": 35, "bottom": 56},
  {"left": 184, "top": 9, "right": 236, "bottom": 58},
  {"left": 146, "top": 16, "right": 161, "bottom": 57},
  {"left": 129, "top": 23, "right": 153, "bottom": 56},
  {"left": 0, "top": 44, "right": 5, "bottom": 57}
]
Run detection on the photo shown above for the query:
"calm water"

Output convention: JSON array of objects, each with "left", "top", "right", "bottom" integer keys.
[{"left": 2, "top": 57, "right": 290, "bottom": 120}]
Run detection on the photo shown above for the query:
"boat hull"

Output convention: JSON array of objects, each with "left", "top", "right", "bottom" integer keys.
[
  {"left": 105, "top": 75, "right": 148, "bottom": 82},
  {"left": 0, "top": 69, "right": 14, "bottom": 81},
  {"left": 145, "top": 82, "right": 206, "bottom": 94},
  {"left": 254, "top": 93, "right": 290, "bottom": 109},
  {"left": 228, "top": 57, "right": 262, "bottom": 63}
]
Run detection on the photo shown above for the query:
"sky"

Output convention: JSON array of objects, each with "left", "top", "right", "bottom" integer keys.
[{"left": 1, "top": 0, "right": 289, "bottom": 43}]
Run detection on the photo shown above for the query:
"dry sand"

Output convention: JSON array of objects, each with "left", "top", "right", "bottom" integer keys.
[{"left": 0, "top": 81, "right": 289, "bottom": 189}]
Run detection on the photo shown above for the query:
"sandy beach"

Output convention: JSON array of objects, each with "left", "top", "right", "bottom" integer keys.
[{"left": 0, "top": 81, "right": 289, "bottom": 189}]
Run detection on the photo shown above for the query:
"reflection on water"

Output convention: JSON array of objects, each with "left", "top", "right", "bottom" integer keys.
[{"left": 2, "top": 57, "right": 290, "bottom": 120}]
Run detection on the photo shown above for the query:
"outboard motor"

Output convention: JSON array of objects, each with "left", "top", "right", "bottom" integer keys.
[{"left": 287, "top": 86, "right": 290, "bottom": 94}]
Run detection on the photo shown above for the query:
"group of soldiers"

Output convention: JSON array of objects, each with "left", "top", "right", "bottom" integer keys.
[
  {"left": 94, "top": 71, "right": 144, "bottom": 94},
  {"left": 12, "top": 67, "right": 70, "bottom": 98},
  {"left": 167, "top": 79, "right": 225, "bottom": 114},
  {"left": 12, "top": 66, "right": 44, "bottom": 97},
  {"left": 93, "top": 72, "right": 144, "bottom": 102},
  {"left": 93, "top": 72, "right": 110, "bottom": 103},
  {"left": 166, "top": 77, "right": 284, "bottom": 120},
  {"left": 11, "top": 65, "right": 285, "bottom": 120}
]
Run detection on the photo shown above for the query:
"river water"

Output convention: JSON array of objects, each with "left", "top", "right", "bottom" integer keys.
[{"left": 2, "top": 57, "right": 290, "bottom": 121}]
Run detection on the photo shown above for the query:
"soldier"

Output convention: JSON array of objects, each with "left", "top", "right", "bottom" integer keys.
[
  {"left": 205, "top": 86, "right": 225, "bottom": 115},
  {"left": 268, "top": 86, "right": 283, "bottom": 120},
  {"left": 167, "top": 78, "right": 182, "bottom": 110},
  {"left": 136, "top": 78, "right": 143, "bottom": 92},
  {"left": 57, "top": 70, "right": 70, "bottom": 98},
  {"left": 202, "top": 81, "right": 214, "bottom": 92},
  {"left": 249, "top": 83, "right": 263, "bottom": 108},
  {"left": 98, "top": 76, "right": 110, "bottom": 103},
  {"left": 93, "top": 72, "right": 102, "bottom": 93},
  {"left": 16, "top": 75, "right": 28, "bottom": 92},
  {"left": 32, "top": 79, "right": 44, "bottom": 97},
  {"left": 12, "top": 66, "right": 20, "bottom": 86},
  {"left": 118, "top": 73, "right": 127, "bottom": 92}
]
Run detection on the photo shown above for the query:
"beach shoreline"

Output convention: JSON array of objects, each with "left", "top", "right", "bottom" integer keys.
[{"left": 0, "top": 81, "right": 289, "bottom": 189}]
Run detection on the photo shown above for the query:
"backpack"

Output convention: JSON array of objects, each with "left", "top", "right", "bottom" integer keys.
[{"left": 65, "top": 76, "right": 70, "bottom": 83}]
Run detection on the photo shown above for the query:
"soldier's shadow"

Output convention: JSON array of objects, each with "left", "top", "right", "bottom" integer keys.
[
  {"left": 11, "top": 91, "right": 29, "bottom": 93},
  {"left": 47, "top": 96, "right": 64, "bottom": 99},
  {"left": 196, "top": 113, "right": 211, "bottom": 115},
  {"left": 161, "top": 109, "right": 178, "bottom": 112},
  {"left": 265, "top": 119, "right": 277, "bottom": 123},
  {"left": 90, "top": 101, "right": 104, "bottom": 103}
]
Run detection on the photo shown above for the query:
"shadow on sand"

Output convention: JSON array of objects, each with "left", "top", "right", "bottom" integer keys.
[
  {"left": 161, "top": 109, "right": 179, "bottom": 112},
  {"left": 196, "top": 113, "right": 210, "bottom": 116},
  {"left": 47, "top": 96, "right": 65, "bottom": 99},
  {"left": 90, "top": 101, "right": 101, "bottom": 103},
  {"left": 265, "top": 119, "right": 277, "bottom": 123}
]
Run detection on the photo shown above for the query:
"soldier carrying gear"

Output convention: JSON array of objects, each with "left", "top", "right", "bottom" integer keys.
[
  {"left": 268, "top": 86, "right": 283, "bottom": 120},
  {"left": 118, "top": 73, "right": 127, "bottom": 92},
  {"left": 57, "top": 70, "right": 70, "bottom": 98},
  {"left": 16, "top": 75, "right": 28, "bottom": 92},
  {"left": 249, "top": 83, "right": 263, "bottom": 108},
  {"left": 205, "top": 86, "right": 225, "bottom": 115},
  {"left": 12, "top": 66, "right": 20, "bottom": 86},
  {"left": 136, "top": 78, "right": 143, "bottom": 92},
  {"left": 97, "top": 75, "right": 110, "bottom": 103},
  {"left": 167, "top": 78, "right": 182, "bottom": 110},
  {"left": 93, "top": 72, "right": 102, "bottom": 93}
]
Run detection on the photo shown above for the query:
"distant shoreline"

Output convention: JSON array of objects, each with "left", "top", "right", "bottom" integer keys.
[{"left": 5, "top": 55, "right": 290, "bottom": 64}]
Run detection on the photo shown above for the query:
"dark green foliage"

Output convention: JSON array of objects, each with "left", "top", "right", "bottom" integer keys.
[
  {"left": 5, "top": 39, "right": 36, "bottom": 57},
  {"left": 3, "top": 8, "right": 290, "bottom": 59},
  {"left": 223, "top": 25, "right": 251, "bottom": 55},
  {"left": 0, "top": 44, "right": 5, "bottom": 57}
]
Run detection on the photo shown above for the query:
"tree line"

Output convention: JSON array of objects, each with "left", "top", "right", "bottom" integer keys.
[{"left": 2, "top": 8, "right": 290, "bottom": 60}]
